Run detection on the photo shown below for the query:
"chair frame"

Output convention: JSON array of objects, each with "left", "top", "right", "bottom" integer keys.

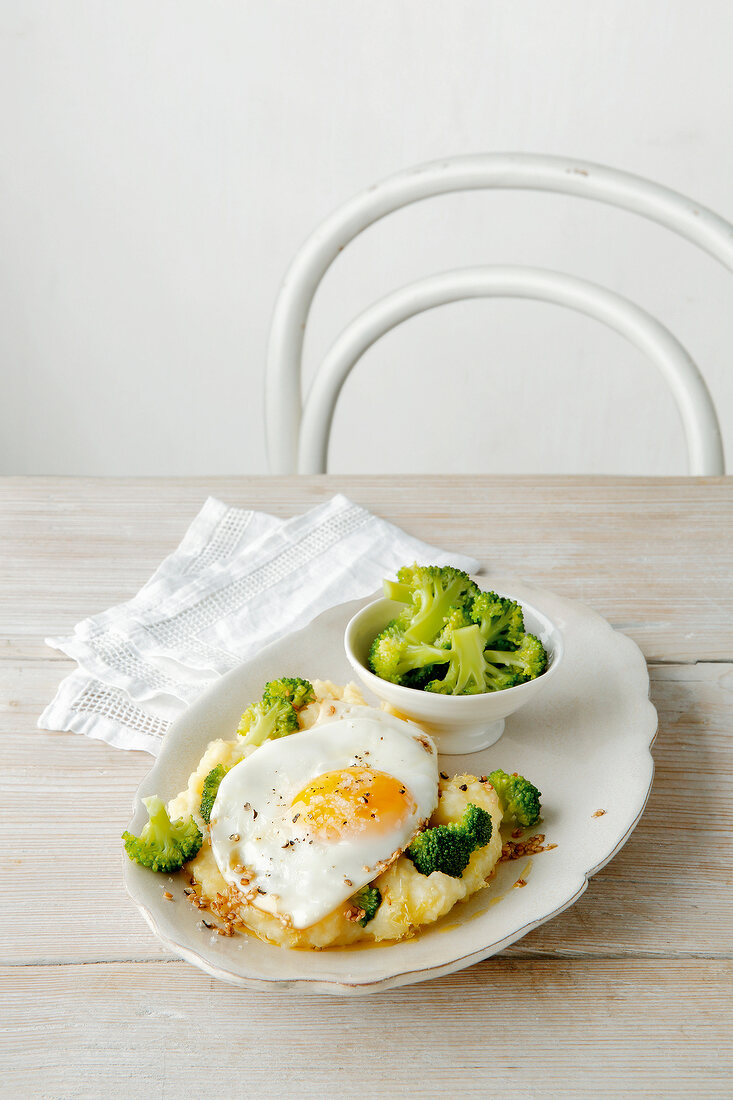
[{"left": 265, "top": 153, "right": 730, "bottom": 475}]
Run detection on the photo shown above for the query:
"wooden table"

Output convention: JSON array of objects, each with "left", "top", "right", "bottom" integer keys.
[{"left": 3, "top": 476, "right": 732, "bottom": 1099}]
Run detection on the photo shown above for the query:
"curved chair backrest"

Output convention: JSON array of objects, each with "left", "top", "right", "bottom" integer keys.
[{"left": 266, "top": 153, "right": 730, "bottom": 474}]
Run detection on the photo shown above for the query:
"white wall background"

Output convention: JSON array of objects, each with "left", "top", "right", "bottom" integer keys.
[{"left": 2, "top": 0, "right": 732, "bottom": 476}]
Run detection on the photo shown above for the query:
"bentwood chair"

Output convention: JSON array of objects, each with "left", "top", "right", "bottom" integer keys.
[{"left": 265, "top": 154, "right": 727, "bottom": 475}]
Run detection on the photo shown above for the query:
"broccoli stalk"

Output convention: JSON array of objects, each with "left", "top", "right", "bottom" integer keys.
[
  {"left": 122, "top": 796, "right": 203, "bottom": 872},
  {"left": 349, "top": 884, "right": 382, "bottom": 926},
  {"left": 434, "top": 604, "right": 473, "bottom": 649},
  {"left": 489, "top": 769, "right": 542, "bottom": 827},
  {"left": 382, "top": 578, "right": 413, "bottom": 604},
  {"left": 406, "top": 803, "right": 493, "bottom": 878}
]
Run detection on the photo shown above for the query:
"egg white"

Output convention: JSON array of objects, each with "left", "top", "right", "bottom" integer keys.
[{"left": 209, "top": 708, "right": 439, "bottom": 929}]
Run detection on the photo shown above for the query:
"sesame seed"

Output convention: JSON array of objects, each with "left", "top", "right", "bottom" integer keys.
[{"left": 500, "top": 834, "right": 549, "bottom": 861}]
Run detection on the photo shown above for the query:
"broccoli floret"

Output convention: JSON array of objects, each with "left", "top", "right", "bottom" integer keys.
[
  {"left": 469, "top": 591, "right": 525, "bottom": 651},
  {"left": 122, "top": 796, "right": 203, "bottom": 872},
  {"left": 368, "top": 620, "right": 448, "bottom": 685},
  {"left": 237, "top": 677, "right": 315, "bottom": 748},
  {"left": 200, "top": 764, "right": 228, "bottom": 824},
  {"left": 237, "top": 694, "right": 299, "bottom": 747},
  {"left": 372, "top": 570, "right": 548, "bottom": 697},
  {"left": 350, "top": 884, "right": 382, "bottom": 926},
  {"left": 425, "top": 623, "right": 518, "bottom": 695},
  {"left": 367, "top": 619, "right": 401, "bottom": 677},
  {"left": 489, "top": 769, "right": 542, "bottom": 827},
  {"left": 427, "top": 623, "right": 489, "bottom": 694},
  {"left": 406, "top": 803, "right": 493, "bottom": 878},
  {"left": 434, "top": 604, "right": 474, "bottom": 648},
  {"left": 425, "top": 624, "right": 546, "bottom": 696},
  {"left": 264, "top": 677, "right": 315, "bottom": 710},
  {"left": 388, "top": 564, "right": 479, "bottom": 644},
  {"left": 483, "top": 633, "right": 548, "bottom": 682}
]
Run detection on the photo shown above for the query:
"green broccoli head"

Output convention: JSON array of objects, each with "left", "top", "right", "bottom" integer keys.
[
  {"left": 367, "top": 619, "right": 402, "bottom": 679},
  {"left": 237, "top": 694, "right": 299, "bottom": 747},
  {"left": 350, "top": 884, "right": 382, "bottom": 926},
  {"left": 483, "top": 633, "right": 548, "bottom": 683},
  {"left": 122, "top": 796, "right": 203, "bottom": 873},
  {"left": 200, "top": 764, "right": 228, "bottom": 824},
  {"left": 264, "top": 677, "right": 315, "bottom": 710},
  {"left": 406, "top": 802, "right": 493, "bottom": 878},
  {"left": 236, "top": 677, "right": 315, "bottom": 748},
  {"left": 424, "top": 622, "right": 546, "bottom": 696},
  {"left": 425, "top": 622, "right": 518, "bottom": 695},
  {"left": 367, "top": 620, "right": 448, "bottom": 686},
  {"left": 489, "top": 769, "right": 542, "bottom": 827},
  {"left": 388, "top": 564, "right": 479, "bottom": 644},
  {"left": 469, "top": 591, "right": 525, "bottom": 650}
]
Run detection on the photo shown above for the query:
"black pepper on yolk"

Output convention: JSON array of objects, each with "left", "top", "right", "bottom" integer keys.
[{"left": 291, "top": 767, "right": 416, "bottom": 842}]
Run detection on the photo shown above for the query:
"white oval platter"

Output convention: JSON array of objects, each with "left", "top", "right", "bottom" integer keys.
[{"left": 123, "top": 575, "right": 657, "bottom": 995}]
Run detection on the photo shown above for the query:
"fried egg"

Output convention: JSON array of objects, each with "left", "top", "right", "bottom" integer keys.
[{"left": 209, "top": 707, "right": 439, "bottom": 929}]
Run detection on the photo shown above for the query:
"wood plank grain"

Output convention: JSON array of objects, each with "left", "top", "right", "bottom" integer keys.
[
  {"left": 1, "top": 476, "right": 731, "bottom": 662},
  {"left": 3, "top": 959, "right": 731, "bottom": 1099},
  {"left": 2, "top": 659, "right": 731, "bottom": 965},
  {"left": 2, "top": 477, "right": 732, "bottom": 1095}
]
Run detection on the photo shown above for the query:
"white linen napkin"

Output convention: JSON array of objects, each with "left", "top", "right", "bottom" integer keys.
[{"left": 39, "top": 494, "right": 479, "bottom": 755}]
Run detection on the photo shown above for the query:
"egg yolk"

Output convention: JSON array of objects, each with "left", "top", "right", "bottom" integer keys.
[{"left": 291, "top": 767, "right": 416, "bottom": 841}]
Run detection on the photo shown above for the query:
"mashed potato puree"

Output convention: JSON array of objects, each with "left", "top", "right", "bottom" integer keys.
[{"left": 168, "top": 680, "right": 503, "bottom": 949}]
